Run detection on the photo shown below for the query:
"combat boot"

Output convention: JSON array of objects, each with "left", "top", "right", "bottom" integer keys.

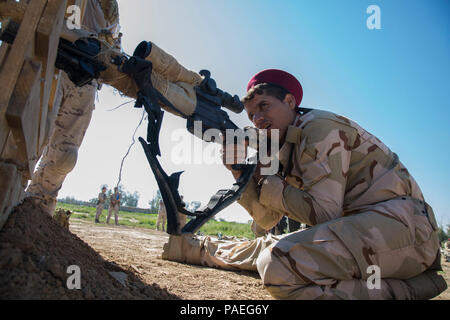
[
  {"left": 386, "top": 271, "right": 447, "bottom": 300},
  {"left": 403, "top": 270, "right": 447, "bottom": 300},
  {"left": 162, "top": 234, "right": 204, "bottom": 265}
]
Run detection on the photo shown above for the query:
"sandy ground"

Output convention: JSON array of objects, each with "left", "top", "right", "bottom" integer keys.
[
  {"left": 70, "top": 219, "right": 450, "bottom": 300},
  {"left": 436, "top": 253, "right": 450, "bottom": 300},
  {"left": 69, "top": 219, "right": 273, "bottom": 300},
  {"left": 1, "top": 198, "right": 447, "bottom": 300}
]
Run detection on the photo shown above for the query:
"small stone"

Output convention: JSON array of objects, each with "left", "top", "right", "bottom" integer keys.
[{"left": 109, "top": 271, "right": 128, "bottom": 287}]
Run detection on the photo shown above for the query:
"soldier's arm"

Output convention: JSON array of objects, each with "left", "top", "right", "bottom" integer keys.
[
  {"left": 237, "top": 178, "right": 285, "bottom": 230},
  {"left": 239, "top": 118, "right": 354, "bottom": 227}
]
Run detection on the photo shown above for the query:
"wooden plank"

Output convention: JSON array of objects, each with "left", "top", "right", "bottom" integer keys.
[
  {"left": 0, "top": 42, "right": 10, "bottom": 67},
  {"left": 0, "top": 42, "right": 12, "bottom": 154},
  {"left": 40, "top": 70, "right": 61, "bottom": 148},
  {"left": 5, "top": 59, "right": 43, "bottom": 179},
  {"left": 36, "top": 0, "right": 67, "bottom": 62},
  {"left": 0, "top": 130, "right": 17, "bottom": 160},
  {"left": 0, "top": 116, "right": 10, "bottom": 158},
  {"left": 0, "top": 1, "right": 27, "bottom": 23},
  {"left": 36, "top": 0, "right": 67, "bottom": 152},
  {"left": 0, "top": 162, "right": 24, "bottom": 231},
  {"left": 0, "top": 0, "right": 47, "bottom": 151},
  {"left": 48, "top": 70, "right": 62, "bottom": 114}
]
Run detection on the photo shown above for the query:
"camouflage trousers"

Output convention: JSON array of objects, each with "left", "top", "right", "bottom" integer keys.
[
  {"left": 162, "top": 198, "right": 442, "bottom": 299},
  {"left": 95, "top": 203, "right": 105, "bottom": 221},
  {"left": 107, "top": 204, "right": 119, "bottom": 225},
  {"left": 157, "top": 210, "right": 167, "bottom": 231},
  {"left": 27, "top": 72, "right": 97, "bottom": 214}
]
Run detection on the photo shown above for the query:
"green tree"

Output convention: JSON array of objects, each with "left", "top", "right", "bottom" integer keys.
[
  {"left": 123, "top": 190, "right": 140, "bottom": 207},
  {"left": 438, "top": 224, "right": 449, "bottom": 245},
  {"left": 115, "top": 184, "right": 140, "bottom": 207}
]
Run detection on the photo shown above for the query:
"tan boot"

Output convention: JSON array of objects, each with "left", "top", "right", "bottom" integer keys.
[
  {"left": 161, "top": 234, "right": 204, "bottom": 265},
  {"left": 386, "top": 271, "right": 447, "bottom": 300},
  {"left": 404, "top": 270, "right": 448, "bottom": 300}
]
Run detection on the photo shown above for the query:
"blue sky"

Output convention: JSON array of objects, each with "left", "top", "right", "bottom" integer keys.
[{"left": 59, "top": 0, "right": 450, "bottom": 226}]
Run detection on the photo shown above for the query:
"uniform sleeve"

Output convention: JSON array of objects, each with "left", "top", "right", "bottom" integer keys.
[
  {"left": 237, "top": 178, "right": 285, "bottom": 230},
  {"left": 240, "top": 118, "right": 355, "bottom": 227}
]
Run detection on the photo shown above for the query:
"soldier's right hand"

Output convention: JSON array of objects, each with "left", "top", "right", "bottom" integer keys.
[{"left": 221, "top": 140, "right": 248, "bottom": 180}]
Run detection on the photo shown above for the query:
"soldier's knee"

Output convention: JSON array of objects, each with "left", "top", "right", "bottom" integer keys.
[
  {"left": 51, "top": 147, "right": 78, "bottom": 175},
  {"left": 257, "top": 247, "right": 295, "bottom": 287}
]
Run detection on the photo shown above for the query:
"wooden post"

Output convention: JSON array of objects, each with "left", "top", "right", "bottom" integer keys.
[
  {"left": 0, "top": 0, "right": 67, "bottom": 230},
  {"left": 36, "top": 0, "right": 67, "bottom": 152}
]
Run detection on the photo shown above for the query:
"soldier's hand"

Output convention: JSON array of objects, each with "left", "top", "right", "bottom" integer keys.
[{"left": 221, "top": 139, "right": 248, "bottom": 180}]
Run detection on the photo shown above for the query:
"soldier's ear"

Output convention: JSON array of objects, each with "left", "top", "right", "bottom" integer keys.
[{"left": 284, "top": 94, "right": 296, "bottom": 110}]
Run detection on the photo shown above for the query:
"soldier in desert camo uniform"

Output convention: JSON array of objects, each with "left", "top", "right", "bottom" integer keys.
[
  {"left": 27, "top": 0, "right": 121, "bottom": 215},
  {"left": 162, "top": 69, "right": 447, "bottom": 300}
]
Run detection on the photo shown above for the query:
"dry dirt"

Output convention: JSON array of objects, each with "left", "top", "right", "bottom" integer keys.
[
  {"left": 69, "top": 219, "right": 450, "bottom": 300},
  {"left": 69, "top": 220, "right": 273, "bottom": 300},
  {"left": 0, "top": 199, "right": 448, "bottom": 300},
  {"left": 0, "top": 198, "right": 271, "bottom": 300}
]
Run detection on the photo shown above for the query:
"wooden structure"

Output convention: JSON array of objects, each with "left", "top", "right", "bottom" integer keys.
[{"left": 0, "top": 0, "right": 83, "bottom": 230}]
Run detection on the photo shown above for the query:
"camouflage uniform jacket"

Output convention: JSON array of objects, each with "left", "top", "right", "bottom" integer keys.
[
  {"left": 110, "top": 192, "right": 121, "bottom": 207},
  {"left": 238, "top": 109, "right": 439, "bottom": 235},
  {"left": 83, "top": 0, "right": 121, "bottom": 49},
  {"left": 98, "top": 192, "right": 107, "bottom": 204}
]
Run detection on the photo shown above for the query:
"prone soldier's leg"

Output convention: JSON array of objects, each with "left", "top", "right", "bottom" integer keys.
[
  {"left": 27, "top": 72, "right": 97, "bottom": 214},
  {"left": 257, "top": 211, "right": 443, "bottom": 300},
  {"left": 162, "top": 233, "right": 282, "bottom": 272}
]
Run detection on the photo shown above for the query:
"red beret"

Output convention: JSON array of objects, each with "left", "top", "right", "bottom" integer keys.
[{"left": 246, "top": 69, "right": 303, "bottom": 107}]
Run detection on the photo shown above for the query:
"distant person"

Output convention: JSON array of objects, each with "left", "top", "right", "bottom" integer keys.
[
  {"left": 95, "top": 186, "right": 108, "bottom": 223},
  {"left": 156, "top": 199, "right": 166, "bottom": 232},
  {"left": 177, "top": 195, "right": 187, "bottom": 234},
  {"left": 107, "top": 187, "right": 121, "bottom": 226},
  {"left": 445, "top": 239, "right": 450, "bottom": 263}
]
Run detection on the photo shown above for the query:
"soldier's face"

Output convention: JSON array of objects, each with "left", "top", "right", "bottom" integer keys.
[{"left": 244, "top": 92, "right": 297, "bottom": 143}]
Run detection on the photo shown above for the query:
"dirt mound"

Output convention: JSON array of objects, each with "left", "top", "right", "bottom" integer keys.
[{"left": 0, "top": 198, "right": 179, "bottom": 300}]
